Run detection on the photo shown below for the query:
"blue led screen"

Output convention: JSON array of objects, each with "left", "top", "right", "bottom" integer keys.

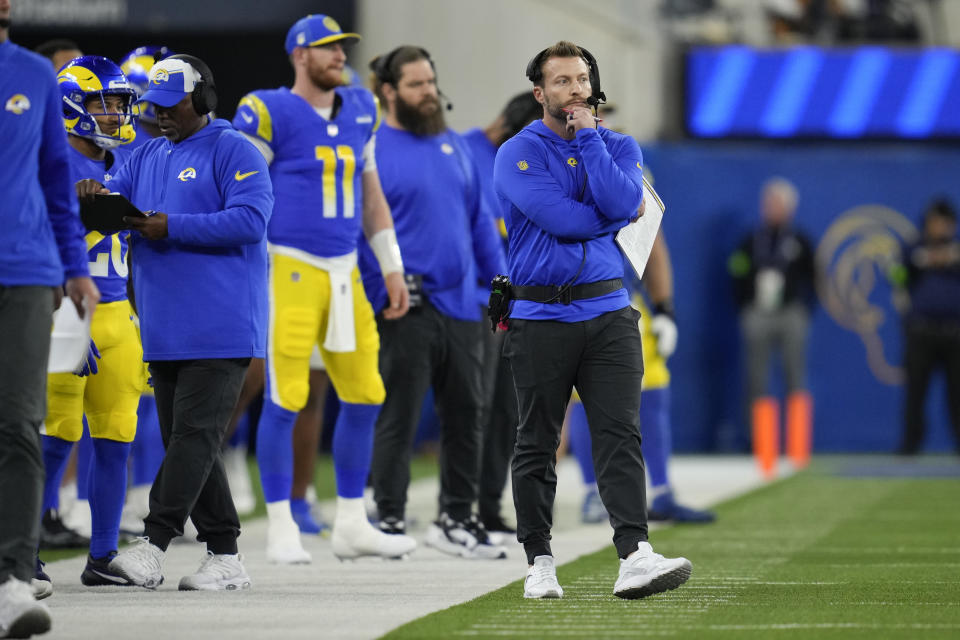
[{"left": 686, "top": 46, "right": 960, "bottom": 139}]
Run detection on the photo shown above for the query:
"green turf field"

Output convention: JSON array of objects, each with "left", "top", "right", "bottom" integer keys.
[{"left": 384, "top": 459, "right": 960, "bottom": 639}]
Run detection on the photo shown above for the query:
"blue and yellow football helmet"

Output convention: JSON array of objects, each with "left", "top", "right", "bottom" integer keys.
[
  {"left": 58, "top": 55, "right": 136, "bottom": 149},
  {"left": 119, "top": 45, "right": 173, "bottom": 122}
]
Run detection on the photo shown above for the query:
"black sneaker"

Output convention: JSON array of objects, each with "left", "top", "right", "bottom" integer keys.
[
  {"left": 424, "top": 513, "right": 508, "bottom": 560},
  {"left": 379, "top": 517, "right": 407, "bottom": 535},
  {"left": 81, "top": 552, "right": 136, "bottom": 587},
  {"left": 32, "top": 557, "right": 52, "bottom": 600},
  {"left": 481, "top": 515, "right": 516, "bottom": 536},
  {"left": 40, "top": 509, "right": 90, "bottom": 550}
]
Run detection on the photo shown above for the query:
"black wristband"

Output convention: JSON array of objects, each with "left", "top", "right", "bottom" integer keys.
[{"left": 652, "top": 299, "right": 675, "bottom": 319}]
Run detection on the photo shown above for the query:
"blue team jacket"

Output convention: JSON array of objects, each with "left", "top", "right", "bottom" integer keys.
[
  {"left": 0, "top": 40, "right": 88, "bottom": 286},
  {"left": 108, "top": 119, "right": 273, "bottom": 360},
  {"left": 494, "top": 120, "right": 643, "bottom": 321}
]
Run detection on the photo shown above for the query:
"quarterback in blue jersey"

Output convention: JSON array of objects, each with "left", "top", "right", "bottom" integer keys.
[
  {"left": 232, "top": 14, "right": 415, "bottom": 564},
  {"left": 40, "top": 55, "right": 152, "bottom": 587},
  {"left": 364, "top": 46, "right": 507, "bottom": 560},
  {"left": 77, "top": 54, "right": 271, "bottom": 591},
  {"left": 494, "top": 41, "right": 690, "bottom": 600},
  {"left": 0, "top": 1, "right": 98, "bottom": 634}
]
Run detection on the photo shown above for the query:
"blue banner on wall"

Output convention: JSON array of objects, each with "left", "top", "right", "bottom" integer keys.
[
  {"left": 643, "top": 143, "right": 960, "bottom": 453},
  {"left": 687, "top": 46, "right": 960, "bottom": 139}
]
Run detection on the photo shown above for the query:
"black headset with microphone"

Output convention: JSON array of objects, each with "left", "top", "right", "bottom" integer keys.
[
  {"left": 525, "top": 45, "right": 606, "bottom": 108},
  {"left": 166, "top": 53, "right": 218, "bottom": 116},
  {"left": 370, "top": 46, "right": 453, "bottom": 111}
]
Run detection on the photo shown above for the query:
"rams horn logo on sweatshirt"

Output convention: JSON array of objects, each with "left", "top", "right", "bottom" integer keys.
[
  {"left": 178, "top": 167, "right": 197, "bottom": 181},
  {"left": 5, "top": 94, "right": 31, "bottom": 114}
]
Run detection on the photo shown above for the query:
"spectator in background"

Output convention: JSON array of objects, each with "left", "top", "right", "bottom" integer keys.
[
  {"left": 891, "top": 199, "right": 960, "bottom": 455},
  {"left": 461, "top": 91, "right": 542, "bottom": 539},
  {"left": 1, "top": 0, "right": 98, "bottom": 632},
  {"left": 34, "top": 38, "right": 82, "bottom": 71},
  {"left": 728, "top": 177, "right": 815, "bottom": 472},
  {"left": 365, "top": 45, "right": 507, "bottom": 559}
]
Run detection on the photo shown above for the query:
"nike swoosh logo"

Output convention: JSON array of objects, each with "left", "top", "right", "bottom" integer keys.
[
  {"left": 241, "top": 112, "right": 253, "bottom": 123},
  {"left": 93, "top": 569, "right": 130, "bottom": 584},
  {"left": 235, "top": 170, "right": 259, "bottom": 181}
]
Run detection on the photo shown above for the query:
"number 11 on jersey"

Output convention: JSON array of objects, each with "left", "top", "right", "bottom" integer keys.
[{"left": 315, "top": 145, "right": 356, "bottom": 219}]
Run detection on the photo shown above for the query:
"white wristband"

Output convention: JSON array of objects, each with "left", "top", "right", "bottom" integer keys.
[{"left": 369, "top": 228, "right": 404, "bottom": 276}]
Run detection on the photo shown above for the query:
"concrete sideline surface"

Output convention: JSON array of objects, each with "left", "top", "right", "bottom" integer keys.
[{"left": 39, "top": 456, "right": 769, "bottom": 639}]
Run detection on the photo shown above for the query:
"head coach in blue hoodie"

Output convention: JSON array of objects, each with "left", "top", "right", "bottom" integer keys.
[
  {"left": 76, "top": 54, "right": 273, "bottom": 592},
  {"left": 493, "top": 41, "right": 692, "bottom": 601}
]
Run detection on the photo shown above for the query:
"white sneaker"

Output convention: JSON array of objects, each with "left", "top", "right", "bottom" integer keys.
[
  {"left": 331, "top": 497, "right": 416, "bottom": 560},
  {"left": 524, "top": 555, "right": 563, "bottom": 599},
  {"left": 613, "top": 541, "right": 691, "bottom": 599},
  {"left": 224, "top": 446, "right": 256, "bottom": 517},
  {"left": 0, "top": 577, "right": 51, "bottom": 638},
  {"left": 178, "top": 552, "right": 251, "bottom": 591},
  {"left": 265, "top": 502, "right": 311, "bottom": 565},
  {"left": 107, "top": 537, "right": 165, "bottom": 589}
]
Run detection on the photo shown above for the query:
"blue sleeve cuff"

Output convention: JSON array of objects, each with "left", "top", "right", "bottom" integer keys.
[{"left": 165, "top": 214, "right": 183, "bottom": 241}]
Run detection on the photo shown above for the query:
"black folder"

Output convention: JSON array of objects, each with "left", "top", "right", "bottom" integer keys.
[{"left": 79, "top": 194, "right": 146, "bottom": 234}]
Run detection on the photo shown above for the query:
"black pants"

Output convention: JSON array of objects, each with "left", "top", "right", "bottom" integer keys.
[
  {"left": 0, "top": 286, "right": 54, "bottom": 582},
  {"left": 144, "top": 358, "right": 248, "bottom": 553},
  {"left": 372, "top": 301, "right": 484, "bottom": 522},
  {"left": 478, "top": 329, "right": 519, "bottom": 524},
  {"left": 901, "top": 319, "right": 960, "bottom": 453},
  {"left": 505, "top": 306, "right": 648, "bottom": 564}
]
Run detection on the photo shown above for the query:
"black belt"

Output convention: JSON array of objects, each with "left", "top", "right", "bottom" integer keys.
[{"left": 512, "top": 278, "right": 623, "bottom": 305}]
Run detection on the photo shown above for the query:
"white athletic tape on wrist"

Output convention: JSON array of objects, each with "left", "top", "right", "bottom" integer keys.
[{"left": 370, "top": 228, "right": 404, "bottom": 276}]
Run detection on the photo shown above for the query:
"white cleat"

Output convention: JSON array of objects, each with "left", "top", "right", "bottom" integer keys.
[
  {"left": 613, "top": 541, "right": 692, "bottom": 599},
  {"left": 224, "top": 446, "right": 256, "bottom": 517},
  {"left": 107, "top": 537, "right": 165, "bottom": 589},
  {"left": 0, "top": 577, "right": 51, "bottom": 638},
  {"left": 331, "top": 496, "right": 416, "bottom": 560},
  {"left": 119, "top": 485, "right": 150, "bottom": 537},
  {"left": 265, "top": 503, "right": 312, "bottom": 565},
  {"left": 62, "top": 498, "right": 92, "bottom": 539},
  {"left": 331, "top": 518, "right": 417, "bottom": 561},
  {"left": 524, "top": 555, "right": 563, "bottom": 599},
  {"left": 179, "top": 552, "right": 251, "bottom": 591}
]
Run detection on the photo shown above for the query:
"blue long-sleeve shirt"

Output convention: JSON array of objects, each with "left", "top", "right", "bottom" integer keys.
[
  {"left": 359, "top": 124, "right": 506, "bottom": 321},
  {"left": 494, "top": 120, "right": 643, "bottom": 321},
  {"left": 0, "top": 39, "right": 88, "bottom": 286},
  {"left": 107, "top": 119, "right": 273, "bottom": 360}
]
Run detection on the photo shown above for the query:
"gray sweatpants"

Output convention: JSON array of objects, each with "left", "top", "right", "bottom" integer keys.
[
  {"left": 0, "top": 286, "right": 54, "bottom": 582},
  {"left": 741, "top": 302, "right": 810, "bottom": 403}
]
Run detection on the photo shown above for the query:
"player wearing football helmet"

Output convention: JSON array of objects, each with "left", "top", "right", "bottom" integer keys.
[
  {"left": 233, "top": 14, "right": 414, "bottom": 564},
  {"left": 119, "top": 45, "right": 172, "bottom": 145},
  {"left": 58, "top": 55, "right": 136, "bottom": 149},
  {"left": 42, "top": 55, "right": 148, "bottom": 587}
]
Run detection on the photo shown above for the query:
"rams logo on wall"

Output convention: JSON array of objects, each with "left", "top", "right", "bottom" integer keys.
[
  {"left": 816, "top": 205, "right": 917, "bottom": 385},
  {"left": 5, "top": 94, "right": 31, "bottom": 114}
]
